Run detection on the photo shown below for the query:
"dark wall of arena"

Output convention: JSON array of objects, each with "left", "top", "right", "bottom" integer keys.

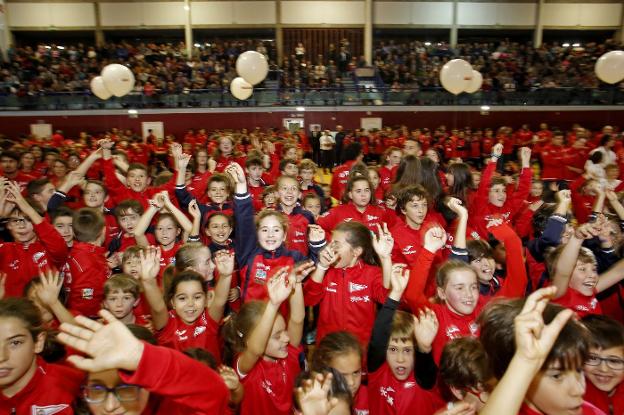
[{"left": 1, "top": 109, "right": 623, "bottom": 138}]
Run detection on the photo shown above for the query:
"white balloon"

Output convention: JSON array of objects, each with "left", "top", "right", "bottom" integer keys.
[
  {"left": 236, "top": 51, "right": 269, "bottom": 85},
  {"left": 101, "top": 64, "right": 135, "bottom": 97},
  {"left": 90, "top": 76, "right": 112, "bottom": 100},
  {"left": 230, "top": 77, "right": 253, "bottom": 100},
  {"left": 464, "top": 70, "right": 483, "bottom": 93},
  {"left": 440, "top": 59, "right": 472, "bottom": 95},
  {"left": 595, "top": 51, "right": 624, "bottom": 84}
]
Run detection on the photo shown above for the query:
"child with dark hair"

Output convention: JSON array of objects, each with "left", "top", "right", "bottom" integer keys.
[
  {"left": 582, "top": 314, "right": 624, "bottom": 414},
  {"left": 478, "top": 287, "right": 603, "bottom": 415}
]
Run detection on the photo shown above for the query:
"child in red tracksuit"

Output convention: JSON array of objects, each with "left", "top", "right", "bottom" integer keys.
[
  {"left": 317, "top": 174, "right": 396, "bottom": 232},
  {"left": 275, "top": 175, "right": 316, "bottom": 256},
  {"left": 212, "top": 135, "right": 247, "bottom": 173},
  {"left": 57, "top": 309, "right": 230, "bottom": 415},
  {"left": 226, "top": 163, "right": 325, "bottom": 305},
  {"left": 304, "top": 221, "right": 393, "bottom": 347},
  {"left": 0, "top": 297, "right": 84, "bottom": 415},
  {"left": 100, "top": 138, "right": 177, "bottom": 210},
  {"left": 390, "top": 185, "right": 444, "bottom": 267},
  {"left": 367, "top": 265, "right": 445, "bottom": 415},
  {"left": 469, "top": 144, "right": 532, "bottom": 239},
  {"left": 1, "top": 181, "right": 68, "bottom": 298},
  {"left": 310, "top": 331, "right": 370, "bottom": 415},
  {"left": 404, "top": 224, "right": 526, "bottom": 364},
  {"left": 225, "top": 265, "right": 311, "bottom": 415},
  {"left": 550, "top": 222, "right": 624, "bottom": 318},
  {"left": 175, "top": 152, "right": 234, "bottom": 224},
  {"left": 140, "top": 246, "right": 232, "bottom": 363},
  {"left": 64, "top": 208, "right": 111, "bottom": 318},
  {"left": 582, "top": 315, "right": 624, "bottom": 415}
]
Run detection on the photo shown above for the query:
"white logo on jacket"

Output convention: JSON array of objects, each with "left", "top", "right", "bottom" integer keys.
[
  {"left": 31, "top": 404, "right": 69, "bottom": 415},
  {"left": 366, "top": 215, "right": 378, "bottom": 221},
  {"left": 402, "top": 245, "right": 416, "bottom": 255},
  {"left": 350, "top": 295, "right": 370, "bottom": 303},
  {"left": 349, "top": 282, "right": 367, "bottom": 293}
]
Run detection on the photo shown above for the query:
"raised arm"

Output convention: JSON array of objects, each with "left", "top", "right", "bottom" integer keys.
[
  {"left": 372, "top": 223, "right": 395, "bottom": 289},
  {"left": 73, "top": 148, "right": 103, "bottom": 178},
  {"left": 489, "top": 223, "right": 528, "bottom": 298},
  {"left": 58, "top": 310, "right": 229, "bottom": 414},
  {"left": 35, "top": 269, "right": 76, "bottom": 325},
  {"left": 509, "top": 147, "right": 532, "bottom": 216},
  {"left": 447, "top": 197, "right": 468, "bottom": 253},
  {"left": 288, "top": 261, "right": 315, "bottom": 348},
  {"left": 139, "top": 247, "right": 169, "bottom": 330},
  {"left": 237, "top": 268, "right": 293, "bottom": 375},
  {"left": 596, "top": 257, "right": 624, "bottom": 293},
  {"left": 403, "top": 228, "right": 446, "bottom": 311},
  {"left": 160, "top": 191, "right": 192, "bottom": 236},
  {"left": 134, "top": 197, "right": 162, "bottom": 247},
  {"left": 479, "top": 287, "right": 574, "bottom": 415},
  {"left": 367, "top": 264, "right": 409, "bottom": 373},
  {"left": 550, "top": 223, "right": 598, "bottom": 299},
  {"left": 209, "top": 250, "right": 235, "bottom": 322}
]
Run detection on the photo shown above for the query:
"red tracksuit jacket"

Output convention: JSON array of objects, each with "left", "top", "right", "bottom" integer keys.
[
  {"left": 584, "top": 379, "right": 624, "bottom": 415},
  {"left": 0, "top": 220, "right": 68, "bottom": 297},
  {"left": 120, "top": 342, "right": 230, "bottom": 414},
  {"left": 469, "top": 160, "right": 531, "bottom": 238},
  {"left": 317, "top": 202, "right": 396, "bottom": 232},
  {"left": 330, "top": 160, "right": 357, "bottom": 200},
  {"left": 304, "top": 260, "right": 388, "bottom": 346},
  {"left": 280, "top": 205, "right": 315, "bottom": 256},
  {"left": 102, "top": 159, "right": 177, "bottom": 210},
  {"left": 233, "top": 192, "right": 324, "bottom": 304},
  {"left": 0, "top": 357, "right": 83, "bottom": 414},
  {"left": 235, "top": 344, "right": 302, "bottom": 415},
  {"left": 368, "top": 363, "right": 445, "bottom": 415},
  {"left": 64, "top": 241, "right": 111, "bottom": 317}
]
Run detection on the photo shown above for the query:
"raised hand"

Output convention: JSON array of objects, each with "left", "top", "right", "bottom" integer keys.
[
  {"left": 292, "top": 260, "right": 316, "bottom": 283},
  {"left": 58, "top": 310, "right": 145, "bottom": 372},
  {"left": 214, "top": 250, "right": 235, "bottom": 277},
  {"left": 225, "top": 162, "right": 245, "bottom": 185},
  {"left": 389, "top": 263, "right": 409, "bottom": 300},
  {"left": 423, "top": 226, "right": 447, "bottom": 253},
  {"left": 139, "top": 246, "right": 161, "bottom": 282},
  {"left": 218, "top": 365, "right": 241, "bottom": 391},
  {"left": 513, "top": 286, "right": 574, "bottom": 365},
  {"left": 574, "top": 222, "right": 600, "bottom": 240},
  {"left": 413, "top": 308, "right": 439, "bottom": 353},
  {"left": 296, "top": 372, "right": 338, "bottom": 415},
  {"left": 372, "top": 223, "right": 394, "bottom": 257},
  {"left": 307, "top": 224, "right": 325, "bottom": 244},
  {"left": 318, "top": 246, "right": 338, "bottom": 269},
  {"left": 35, "top": 269, "right": 64, "bottom": 307},
  {"left": 5, "top": 181, "right": 24, "bottom": 204},
  {"left": 519, "top": 147, "right": 532, "bottom": 167},
  {"left": 267, "top": 267, "right": 294, "bottom": 306},
  {"left": 446, "top": 197, "right": 467, "bottom": 218},
  {"left": 188, "top": 199, "right": 201, "bottom": 219},
  {"left": 170, "top": 142, "right": 183, "bottom": 159},
  {"left": 65, "top": 171, "right": 85, "bottom": 188},
  {"left": 177, "top": 153, "right": 192, "bottom": 172},
  {"left": 98, "top": 138, "right": 114, "bottom": 150},
  {"left": 492, "top": 143, "right": 503, "bottom": 158},
  {"left": 556, "top": 189, "right": 572, "bottom": 205}
]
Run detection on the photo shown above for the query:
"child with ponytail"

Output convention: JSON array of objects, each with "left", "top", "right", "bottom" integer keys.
[{"left": 223, "top": 263, "right": 314, "bottom": 415}]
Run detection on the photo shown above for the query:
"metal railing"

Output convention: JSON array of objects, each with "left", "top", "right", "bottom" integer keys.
[{"left": 0, "top": 86, "right": 622, "bottom": 110}]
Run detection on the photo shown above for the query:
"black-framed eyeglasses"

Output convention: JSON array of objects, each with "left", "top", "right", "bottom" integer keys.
[
  {"left": 82, "top": 384, "right": 141, "bottom": 403},
  {"left": 586, "top": 354, "right": 624, "bottom": 370}
]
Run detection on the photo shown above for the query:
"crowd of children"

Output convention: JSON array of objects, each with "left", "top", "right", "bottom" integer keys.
[{"left": 0, "top": 122, "right": 623, "bottom": 415}]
